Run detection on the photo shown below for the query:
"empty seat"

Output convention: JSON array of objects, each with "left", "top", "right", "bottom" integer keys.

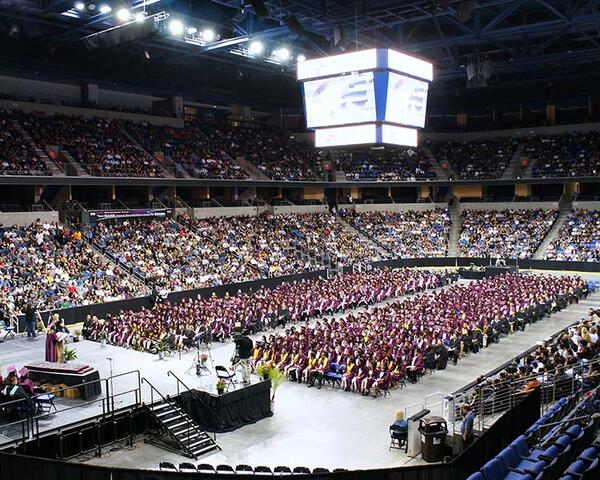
[
  {"left": 274, "top": 466, "right": 292, "bottom": 474},
  {"left": 159, "top": 462, "right": 178, "bottom": 472},
  {"left": 235, "top": 464, "right": 254, "bottom": 475},
  {"left": 197, "top": 463, "right": 216, "bottom": 474},
  {"left": 293, "top": 466, "right": 311, "bottom": 474},
  {"left": 254, "top": 465, "right": 273, "bottom": 474},
  {"left": 178, "top": 462, "right": 196, "bottom": 472},
  {"left": 217, "top": 464, "right": 235, "bottom": 473}
]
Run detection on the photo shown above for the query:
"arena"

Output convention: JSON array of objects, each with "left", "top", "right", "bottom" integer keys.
[{"left": 1, "top": 2, "right": 600, "bottom": 480}]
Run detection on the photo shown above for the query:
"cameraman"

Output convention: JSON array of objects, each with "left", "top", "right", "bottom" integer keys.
[{"left": 233, "top": 330, "right": 254, "bottom": 385}]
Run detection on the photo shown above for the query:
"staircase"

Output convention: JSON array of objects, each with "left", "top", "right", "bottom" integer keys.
[
  {"left": 501, "top": 143, "right": 525, "bottom": 179},
  {"left": 10, "top": 120, "right": 64, "bottom": 175},
  {"left": 61, "top": 150, "right": 90, "bottom": 176},
  {"left": 421, "top": 145, "right": 450, "bottom": 180},
  {"left": 337, "top": 216, "right": 392, "bottom": 258},
  {"left": 447, "top": 201, "right": 462, "bottom": 257},
  {"left": 236, "top": 155, "right": 270, "bottom": 180},
  {"left": 122, "top": 130, "right": 174, "bottom": 178},
  {"left": 334, "top": 170, "right": 348, "bottom": 182},
  {"left": 533, "top": 196, "right": 572, "bottom": 259}
]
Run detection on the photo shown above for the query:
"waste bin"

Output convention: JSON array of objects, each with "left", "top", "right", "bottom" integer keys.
[{"left": 419, "top": 416, "right": 448, "bottom": 462}]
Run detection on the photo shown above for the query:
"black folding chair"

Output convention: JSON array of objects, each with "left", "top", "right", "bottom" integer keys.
[{"left": 215, "top": 365, "right": 236, "bottom": 391}]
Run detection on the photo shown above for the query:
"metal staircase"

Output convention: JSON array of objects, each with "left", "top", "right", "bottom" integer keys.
[
  {"left": 236, "top": 155, "right": 270, "bottom": 179},
  {"left": 61, "top": 149, "right": 90, "bottom": 176},
  {"left": 10, "top": 120, "right": 64, "bottom": 175},
  {"left": 142, "top": 378, "right": 219, "bottom": 459},
  {"left": 501, "top": 143, "right": 525, "bottom": 179}
]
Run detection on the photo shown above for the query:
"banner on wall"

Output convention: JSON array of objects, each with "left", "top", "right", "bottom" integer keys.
[{"left": 89, "top": 208, "right": 172, "bottom": 222}]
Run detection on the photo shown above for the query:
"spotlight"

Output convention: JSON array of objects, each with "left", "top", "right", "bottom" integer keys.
[
  {"left": 202, "top": 28, "right": 215, "bottom": 42},
  {"left": 75, "top": 2, "right": 85, "bottom": 11},
  {"left": 134, "top": 11, "right": 146, "bottom": 23},
  {"left": 249, "top": 40, "right": 263, "bottom": 55},
  {"left": 116, "top": 8, "right": 131, "bottom": 22},
  {"left": 169, "top": 19, "right": 184, "bottom": 36},
  {"left": 273, "top": 47, "right": 290, "bottom": 61},
  {"left": 187, "top": 27, "right": 197, "bottom": 35},
  {"left": 87, "top": 2, "right": 96, "bottom": 11},
  {"left": 297, "top": 54, "right": 306, "bottom": 62},
  {"left": 99, "top": 4, "right": 111, "bottom": 14}
]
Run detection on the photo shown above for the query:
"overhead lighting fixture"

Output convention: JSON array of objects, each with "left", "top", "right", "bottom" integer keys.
[
  {"left": 99, "top": 4, "right": 112, "bottom": 14},
  {"left": 297, "top": 54, "right": 306, "bottom": 62},
  {"left": 74, "top": 2, "right": 85, "bottom": 11},
  {"left": 134, "top": 11, "right": 146, "bottom": 22},
  {"left": 202, "top": 28, "right": 215, "bottom": 42},
  {"left": 169, "top": 19, "right": 184, "bottom": 36},
  {"left": 116, "top": 8, "right": 131, "bottom": 22},
  {"left": 87, "top": 2, "right": 96, "bottom": 11},
  {"left": 186, "top": 27, "right": 197, "bottom": 35},
  {"left": 249, "top": 40, "right": 263, "bottom": 55},
  {"left": 273, "top": 47, "right": 290, "bottom": 62}
]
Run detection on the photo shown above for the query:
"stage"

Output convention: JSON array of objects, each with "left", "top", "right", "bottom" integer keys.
[{"left": 2, "top": 276, "right": 599, "bottom": 470}]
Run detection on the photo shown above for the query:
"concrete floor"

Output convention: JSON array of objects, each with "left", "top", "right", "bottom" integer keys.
[{"left": 1, "top": 273, "right": 599, "bottom": 471}]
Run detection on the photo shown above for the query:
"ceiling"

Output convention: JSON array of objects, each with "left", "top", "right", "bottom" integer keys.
[{"left": 0, "top": 0, "right": 599, "bottom": 110}]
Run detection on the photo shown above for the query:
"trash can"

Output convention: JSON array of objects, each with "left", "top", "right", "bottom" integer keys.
[{"left": 419, "top": 416, "right": 448, "bottom": 462}]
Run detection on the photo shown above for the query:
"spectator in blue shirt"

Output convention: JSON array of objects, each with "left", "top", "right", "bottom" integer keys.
[{"left": 460, "top": 403, "right": 475, "bottom": 450}]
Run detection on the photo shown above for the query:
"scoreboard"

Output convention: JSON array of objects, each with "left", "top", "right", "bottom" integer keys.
[{"left": 298, "top": 48, "right": 432, "bottom": 148}]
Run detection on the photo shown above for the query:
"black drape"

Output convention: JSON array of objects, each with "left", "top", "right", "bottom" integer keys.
[{"left": 179, "top": 381, "right": 273, "bottom": 433}]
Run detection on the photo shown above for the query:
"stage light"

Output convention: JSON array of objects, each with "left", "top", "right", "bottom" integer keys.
[
  {"left": 134, "top": 11, "right": 146, "bottom": 23},
  {"left": 116, "top": 8, "right": 131, "bottom": 22},
  {"left": 249, "top": 40, "right": 263, "bottom": 55},
  {"left": 99, "top": 4, "right": 111, "bottom": 14},
  {"left": 75, "top": 2, "right": 85, "bottom": 11},
  {"left": 87, "top": 2, "right": 96, "bottom": 11},
  {"left": 273, "top": 47, "right": 290, "bottom": 62},
  {"left": 202, "top": 28, "right": 215, "bottom": 42},
  {"left": 169, "top": 19, "right": 184, "bottom": 36},
  {"left": 187, "top": 26, "right": 197, "bottom": 35},
  {"left": 297, "top": 54, "right": 306, "bottom": 62}
]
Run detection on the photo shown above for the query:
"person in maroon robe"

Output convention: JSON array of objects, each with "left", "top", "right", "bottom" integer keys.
[{"left": 45, "top": 324, "right": 60, "bottom": 362}]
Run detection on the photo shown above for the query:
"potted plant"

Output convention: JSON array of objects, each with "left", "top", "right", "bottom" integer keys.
[
  {"left": 63, "top": 347, "right": 78, "bottom": 363},
  {"left": 268, "top": 367, "right": 285, "bottom": 401},
  {"left": 99, "top": 331, "right": 108, "bottom": 348},
  {"left": 255, "top": 363, "right": 272, "bottom": 381},
  {"left": 216, "top": 379, "right": 226, "bottom": 395},
  {"left": 157, "top": 341, "right": 168, "bottom": 360}
]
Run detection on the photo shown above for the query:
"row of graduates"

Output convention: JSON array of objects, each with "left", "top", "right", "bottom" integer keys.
[{"left": 251, "top": 274, "right": 588, "bottom": 397}]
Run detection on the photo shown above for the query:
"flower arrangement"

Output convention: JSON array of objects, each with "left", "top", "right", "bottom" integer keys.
[
  {"left": 216, "top": 379, "right": 226, "bottom": 394},
  {"left": 63, "top": 347, "right": 78, "bottom": 363},
  {"left": 200, "top": 353, "right": 209, "bottom": 364}
]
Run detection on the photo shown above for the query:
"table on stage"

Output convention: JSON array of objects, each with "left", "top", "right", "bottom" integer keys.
[
  {"left": 179, "top": 380, "right": 273, "bottom": 432},
  {"left": 24, "top": 362, "right": 102, "bottom": 400}
]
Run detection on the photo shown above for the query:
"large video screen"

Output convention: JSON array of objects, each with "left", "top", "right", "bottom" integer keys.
[
  {"left": 314, "top": 124, "right": 377, "bottom": 148},
  {"left": 303, "top": 72, "right": 376, "bottom": 129},
  {"left": 297, "top": 49, "right": 377, "bottom": 81},
  {"left": 381, "top": 124, "right": 418, "bottom": 147},
  {"left": 385, "top": 72, "right": 428, "bottom": 128}
]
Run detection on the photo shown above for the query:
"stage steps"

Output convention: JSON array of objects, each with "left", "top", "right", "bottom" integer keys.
[
  {"left": 146, "top": 399, "right": 219, "bottom": 459},
  {"left": 501, "top": 143, "right": 525, "bottom": 179}
]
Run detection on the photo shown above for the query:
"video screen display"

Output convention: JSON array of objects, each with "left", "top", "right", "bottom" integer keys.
[
  {"left": 385, "top": 72, "right": 429, "bottom": 128},
  {"left": 303, "top": 72, "right": 376, "bottom": 129},
  {"left": 314, "top": 124, "right": 377, "bottom": 147},
  {"left": 381, "top": 124, "right": 418, "bottom": 147},
  {"left": 297, "top": 49, "right": 377, "bottom": 80}
]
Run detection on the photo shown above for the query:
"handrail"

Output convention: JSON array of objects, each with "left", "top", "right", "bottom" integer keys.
[{"left": 166, "top": 370, "right": 226, "bottom": 429}]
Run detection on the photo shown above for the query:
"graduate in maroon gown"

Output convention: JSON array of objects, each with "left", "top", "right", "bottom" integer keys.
[{"left": 45, "top": 324, "right": 61, "bottom": 362}]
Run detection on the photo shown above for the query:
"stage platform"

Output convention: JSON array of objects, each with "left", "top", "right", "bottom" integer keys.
[{"left": 1, "top": 276, "right": 599, "bottom": 471}]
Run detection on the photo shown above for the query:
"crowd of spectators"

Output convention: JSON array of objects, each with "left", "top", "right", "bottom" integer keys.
[
  {"left": 342, "top": 209, "right": 450, "bottom": 257},
  {"left": 546, "top": 209, "right": 600, "bottom": 262},
  {"left": 522, "top": 132, "right": 600, "bottom": 177},
  {"left": 459, "top": 209, "right": 557, "bottom": 258},
  {"left": 0, "top": 221, "right": 148, "bottom": 313},
  {"left": 339, "top": 148, "right": 435, "bottom": 181},
  {"left": 84, "top": 218, "right": 258, "bottom": 291},
  {"left": 84, "top": 268, "right": 443, "bottom": 351},
  {"left": 428, "top": 138, "right": 517, "bottom": 179},
  {"left": 19, "top": 113, "right": 163, "bottom": 177},
  {"left": 256, "top": 273, "right": 587, "bottom": 395},
  {"left": 182, "top": 214, "right": 321, "bottom": 277},
  {"left": 0, "top": 110, "right": 49, "bottom": 176}
]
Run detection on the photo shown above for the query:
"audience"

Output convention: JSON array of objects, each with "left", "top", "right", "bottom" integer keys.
[
  {"left": 0, "top": 110, "right": 49, "bottom": 176},
  {"left": 86, "top": 268, "right": 445, "bottom": 351},
  {"left": 428, "top": 138, "right": 517, "bottom": 179},
  {"left": 257, "top": 273, "right": 586, "bottom": 395},
  {"left": 546, "top": 209, "right": 600, "bottom": 262},
  {"left": 0, "top": 221, "right": 148, "bottom": 312},
  {"left": 85, "top": 218, "right": 258, "bottom": 291},
  {"left": 342, "top": 209, "right": 450, "bottom": 257},
  {"left": 459, "top": 209, "right": 557, "bottom": 258},
  {"left": 523, "top": 132, "right": 600, "bottom": 177},
  {"left": 339, "top": 148, "right": 435, "bottom": 181}
]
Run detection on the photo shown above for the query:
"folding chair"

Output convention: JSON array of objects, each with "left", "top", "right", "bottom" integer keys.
[
  {"left": 159, "top": 462, "right": 178, "bottom": 471},
  {"left": 215, "top": 365, "right": 236, "bottom": 391},
  {"left": 178, "top": 463, "right": 197, "bottom": 473},
  {"left": 1, "top": 319, "right": 16, "bottom": 341},
  {"left": 235, "top": 464, "right": 254, "bottom": 475},
  {"left": 34, "top": 393, "right": 57, "bottom": 414}
]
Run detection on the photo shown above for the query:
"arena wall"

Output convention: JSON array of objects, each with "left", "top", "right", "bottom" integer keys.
[
  {"left": 0, "top": 211, "right": 59, "bottom": 225},
  {"left": 458, "top": 201, "right": 559, "bottom": 211}
]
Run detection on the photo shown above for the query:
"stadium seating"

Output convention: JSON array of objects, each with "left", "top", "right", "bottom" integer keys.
[
  {"left": 0, "top": 110, "right": 49, "bottom": 176},
  {"left": 546, "top": 210, "right": 600, "bottom": 262},
  {"left": 339, "top": 147, "right": 435, "bottom": 181}
]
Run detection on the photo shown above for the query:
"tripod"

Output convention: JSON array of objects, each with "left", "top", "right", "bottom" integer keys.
[{"left": 185, "top": 338, "right": 215, "bottom": 376}]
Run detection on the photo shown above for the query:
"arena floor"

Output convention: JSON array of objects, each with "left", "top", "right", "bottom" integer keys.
[{"left": 2, "top": 273, "right": 599, "bottom": 471}]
